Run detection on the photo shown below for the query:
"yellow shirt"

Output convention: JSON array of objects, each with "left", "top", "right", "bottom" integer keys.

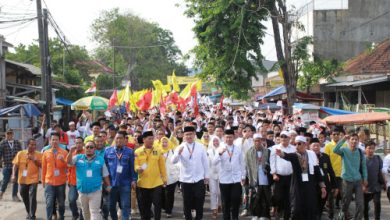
[
  {"left": 12, "top": 150, "right": 42, "bottom": 184},
  {"left": 324, "top": 140, "right": 346, "bottom": 177},
  {"left": 134, "top": 146, "right": 167, "bottom": 189}
]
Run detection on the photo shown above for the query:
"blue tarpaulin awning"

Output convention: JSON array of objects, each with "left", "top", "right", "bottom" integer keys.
[
  {"left": 257, "top": 86, "right": 286, "bottom": 100},
  {"left": 319, "top": 106, "right": 356, "bottom": 115},
  {"left": 0, "top": 104, "right": 41, "bottom": 117},
  {"left": 56, "top": 97, "right": 74, "bottom": 106}
]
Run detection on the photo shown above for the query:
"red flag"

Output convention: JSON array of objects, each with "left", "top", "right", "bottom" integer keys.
[
  {"left": 108, "top": 89, "right": 118, "bottom": 109},
  {"left": 194, "top": 96, "right": 199, "bottom": 116},
  {"left": 136, "top": 90, "right": 153, "bottom": 111},
  {"left": 160, "top": 95, "right": 167, "bottom": 115},
  {"left": 219, "top": 95, "right": 224, "bottom": 110},
  {"left": 85, "top": 82, "right": 97, "bottom": 93}
]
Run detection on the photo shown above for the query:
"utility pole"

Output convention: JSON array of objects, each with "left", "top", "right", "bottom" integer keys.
[
  {"left": 43, "top": 8, "right": 52, "bottom": 127},
  {"left": 36, "top": 0, "right": 46, "bottom": 102}
]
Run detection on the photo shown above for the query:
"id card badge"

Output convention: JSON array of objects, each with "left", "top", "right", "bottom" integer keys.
[
  {"left": 141, "top": 163, "right": 148, "bottom": 170},
  {"left": 22, "top": 169, "right": 28, "bottom": 177},
  {"left": 54, "top": 169, "right": 60, "bottom": 177},
  {"left": 116, "top": 165, "right": 123, "bottom": 174},
  {"left": 301, "top": 173, "right": 309, "bottom": 182},
  {"left": 86, "top": 169, "right": 93, "bottom": 177}
]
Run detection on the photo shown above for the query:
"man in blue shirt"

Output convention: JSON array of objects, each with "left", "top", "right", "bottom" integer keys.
[
  {"left": 104, "top": 131, "right": 136, "bottom": 220},
  {"left": 67, "top": 141, "right": 111, "bottom": 220}
]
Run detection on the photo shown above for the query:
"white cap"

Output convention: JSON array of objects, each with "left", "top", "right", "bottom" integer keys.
[
  {"left": 295, "top": 136, "right": 307, "bottom": 143},
  {"left": 280, "top": 130, "right": 291, "bottom": 137},
  {"left": 69, "top": 121, "right": 75, "bottom": 126},
  {"left": 253, "top": 133, "right": 263, "bottom": 139},
  {"left": 289, "top": 130, "right": 298, "bottom": 136}
]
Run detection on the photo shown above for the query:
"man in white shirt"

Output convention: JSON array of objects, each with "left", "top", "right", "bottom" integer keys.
[
  {"left": 172, "top": 126, "right": 209, "bottom": 220},
  {"left": 270, "top": 130, "right": 296, "bottom": 220},
  {"left": 213, "top": 129, "right": 246, "bottom": 220},
  {"left": 66, "top": 121, "right": 80, "bottom": 150}
]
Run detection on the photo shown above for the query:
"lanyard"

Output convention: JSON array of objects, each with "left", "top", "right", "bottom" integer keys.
[
  {"left": 227, "top": 145, "right": 234, "bottom": 162},
  {"left": 84, "top": 156, "right": 96, "bottom": 168},
  {"left": 115, "top": 148, "right": 123, "bottom": 161},
  {"left": 52, "top": 148, "right": 58, "bottom": 169},
  {"left": 186, "top": 143, "right": 195, "bottom": 160},
  {"left": 163, "top": 150, "right": 172, "bottom": 160}
]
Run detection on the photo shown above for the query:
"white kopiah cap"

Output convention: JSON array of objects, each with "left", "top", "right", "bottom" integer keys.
[
  {"left": 295, "top": 136, "right": 307, "bottom": 143},
  {"left": 280, "top": 130, "right": 290, "bottom": 137},
  {"left": 253, "top": 133, "right": 263, "bottom": 139}
]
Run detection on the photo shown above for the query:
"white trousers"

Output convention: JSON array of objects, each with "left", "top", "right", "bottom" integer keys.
[
  {"left": 209, "top": 178, "right": 221, "bottom": 210},
  {"left": 79, "top": 190, "right": 102, "bottom": 220}
]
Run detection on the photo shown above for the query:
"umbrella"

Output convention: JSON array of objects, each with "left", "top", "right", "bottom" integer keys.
[{"left": 71, "top": 96, "right": 109, "bottom": 110}]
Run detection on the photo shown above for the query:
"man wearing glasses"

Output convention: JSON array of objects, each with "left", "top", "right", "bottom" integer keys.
[
  {"left": 270, "top": 131, "right": 296, "bottom": 220},
  {"left": 67, "top": 141, "right": 111, "bottom": 220},
  {"left": 324, "top": 127, "right": 346, "bottom": 210}
]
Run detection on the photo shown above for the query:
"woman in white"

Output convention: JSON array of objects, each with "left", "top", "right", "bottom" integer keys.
[
  {"left": 160, "top": 137, "right": 180, "bottom": 218},
  {"left": 207, "top": 136, "right": 222, "bottom": 219}
]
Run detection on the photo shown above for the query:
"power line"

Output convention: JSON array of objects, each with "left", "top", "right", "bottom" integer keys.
[
  {"left": 0, "top": 17, "right": 37, "bottom": 23},
  {"left": 111, "top": 44, "right": 169, "bottom": 49}
]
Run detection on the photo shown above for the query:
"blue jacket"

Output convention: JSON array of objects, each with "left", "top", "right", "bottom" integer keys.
[
  {"left": 75, "top": 154, "right": 104, "bottom": 193},
  {"left": 104, "top": 146, "right": 136, "bottom": 187}
]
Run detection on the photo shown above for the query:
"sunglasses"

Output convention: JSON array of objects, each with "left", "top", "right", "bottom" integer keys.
[
  {"left": 280, "top": 135, "right": 289, "bottom": 138},
  {"left": 296, "top": 142, "right": 304, "bottom": 146},
  {"left": 85, "top": 145, "right": 95, "bottom": 149}
]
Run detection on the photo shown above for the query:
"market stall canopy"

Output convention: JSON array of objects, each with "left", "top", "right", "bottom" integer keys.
[
  {"left": 56, "top": 97, "right": 74, "bottom": 106},
  {"left": 323, "top": 112, "right": 390, "bottom": 125},
  {"left": 71, "top": 96, "right": 109, "bottom": 110},
  {"left": 257, "top": 103, "right": 283, "bottom": 110},
  {"left": 257, "top": 85, "right": 323, "bottom": 101},
  {"left": 0, "top": 104, "right": 41, "bottom": 117},
  {"left": 320, "top": 106, "right": 356, "bottom": 115}
]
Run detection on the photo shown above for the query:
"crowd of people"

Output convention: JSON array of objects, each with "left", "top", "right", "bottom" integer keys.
[{"left": 0, "top": 105, "right": 389, "bottom": 220}]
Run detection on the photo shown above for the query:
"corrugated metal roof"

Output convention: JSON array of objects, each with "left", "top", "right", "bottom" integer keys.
[
  {"left": 6, "top": 59, "right": 41, "bottom": 76},
  {"left": 326, "top": 74, "right": 390, "bottom": 87}
]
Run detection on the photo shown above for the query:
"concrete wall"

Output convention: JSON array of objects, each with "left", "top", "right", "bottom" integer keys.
[{"left": 313, "top": 0, "right": 390, "bottom": 61}]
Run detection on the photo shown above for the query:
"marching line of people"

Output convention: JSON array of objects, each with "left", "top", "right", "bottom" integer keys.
[{"left": 0, "top": 107, "right": 390, "bottom": 220}]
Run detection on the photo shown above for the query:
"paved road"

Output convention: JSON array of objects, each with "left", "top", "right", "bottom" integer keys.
[{"left": 1, "top": 183, "right": 390, "bottom": 220}]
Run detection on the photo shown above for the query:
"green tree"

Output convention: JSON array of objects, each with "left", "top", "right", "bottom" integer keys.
[
  {"left": 184, "top": 0, "right": 268, "bottom": 99},
  {"left": 6, "top": 38, "right": 91, "bottom": 100},
  {"left": 91, "top": 8, "right": 188, "bottom": 90},
  {"left": 298, "top": 57, "right": 341, "bottom": 93}
]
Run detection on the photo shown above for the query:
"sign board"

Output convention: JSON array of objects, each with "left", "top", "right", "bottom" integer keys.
[{"left": 167, "top": 76, "right": 198, "bottom": 85}]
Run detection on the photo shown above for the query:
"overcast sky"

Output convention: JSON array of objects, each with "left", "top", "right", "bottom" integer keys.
[{"left": 0, "top": 0, "right": 346, "bottom": 66}]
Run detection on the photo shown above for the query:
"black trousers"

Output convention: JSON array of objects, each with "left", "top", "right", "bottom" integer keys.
[
  {"left": 273, "top": 175, "right": 291, "bottom": 220},
  {"left": 182, "top": 180, "right": 206, "bottom": 220},
  {"left": 137, "top": 186, "right": 163, "bottom": 220},
  {"left": 220, "top": 182, "right": 242, "bottom": 220},
  {"left": 162, "top": 182, "right": 177, "bottom": 214},
  {"left": 364, "top": 192, "right": 381, "bottom": 220},
  {"left": 251, "top": 185, "right": 271, "bottom": 218},
  {"left": 20, "top": 183, "right": 38, "bottom": 219}
]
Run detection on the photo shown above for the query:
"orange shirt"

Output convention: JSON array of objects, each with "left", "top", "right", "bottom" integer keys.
[
  {"left": 12, "top": 150, "right": 42, "bottom": 184},
  {"left": 42, "top": 147, "right": 68, "bottom": 186},
  {"left": 67, "top": 149, "right": 84, "bottom": 186}
]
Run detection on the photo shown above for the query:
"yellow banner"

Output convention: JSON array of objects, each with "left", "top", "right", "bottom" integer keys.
[{"left": 167, "top": 75, "right": 198, "bottom": 85}]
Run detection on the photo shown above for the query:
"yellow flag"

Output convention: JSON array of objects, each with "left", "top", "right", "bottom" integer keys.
[
  {"left": 172, "top": 71, "right": 180, "bottom": 92},
  {"left": 163, "top": 84, "right": 171, "bottom": 93},
  {"left": 179, "top": 83, "right": 192, "bottom": 99},
  {"left": 151, "top": 89, "right": 161, "bottom": 108}
]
